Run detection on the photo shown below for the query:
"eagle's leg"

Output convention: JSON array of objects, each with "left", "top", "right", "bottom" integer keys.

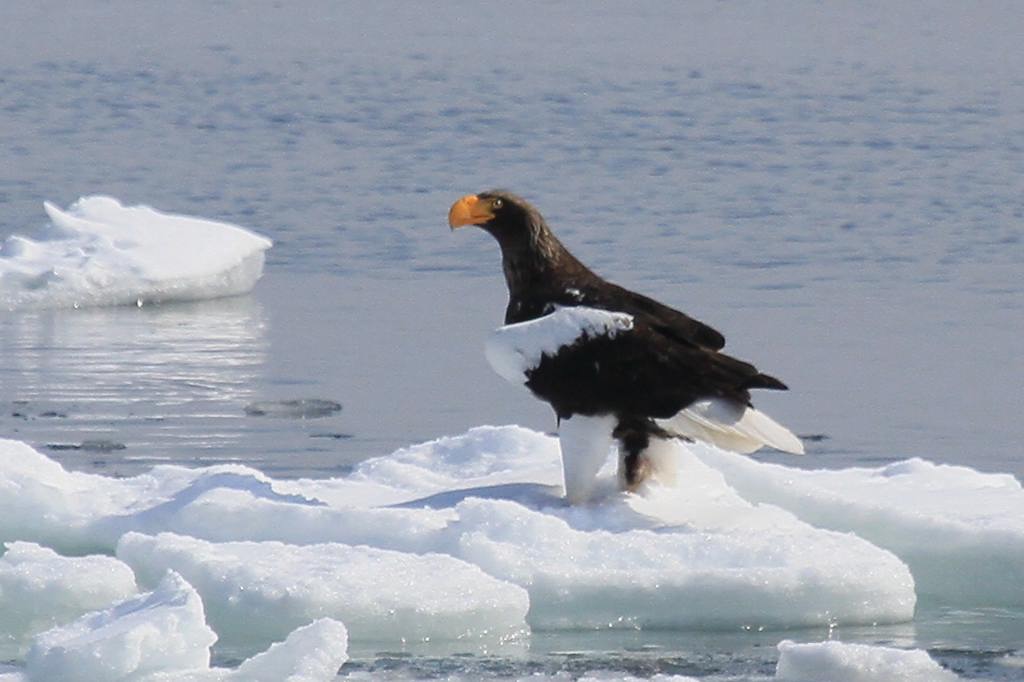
[
  {"left": 557, "top": 414, "right": 616, "bottom": 503},
  {"left": 614, "top": 419, "right": 652, "bottom": 492},
  {"left": 614, "top": 418, "right": 679, "bottom": 492}
]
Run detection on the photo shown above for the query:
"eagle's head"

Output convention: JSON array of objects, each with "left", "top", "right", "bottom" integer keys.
[{"left": 448, "top": 190, "right": 547, "bottom": 248}]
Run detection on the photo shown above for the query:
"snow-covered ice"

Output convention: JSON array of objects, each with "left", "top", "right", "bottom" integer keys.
[
  {"left": 695, "top": 446, "right": 1024, "bottom": 605},
  {"left": 0, "top": 196, "right": 271, "bottom": 309},
  {"left": 7, "top": 570, "right": 348, "bottom": 682},
  {"left": 0, "top": 542, "right": 137, "bottom": 658},
  {"left": 451, "top": 493, "right": 912, "bottom": 630},
  {"left": 117, "top": 532, "right": 529, "bottom": 652},
  {"left": 0, "top": 424, "right": 1018, "bottom": 676},
  {"left": 226, "top": 618, "right": 349, "bottom": 682},
  {"left": 26, "top": 571, "right": 217, "bottom": 681},
  {"left": 775, "top": 639, "right": 960, "bottom": 682}
]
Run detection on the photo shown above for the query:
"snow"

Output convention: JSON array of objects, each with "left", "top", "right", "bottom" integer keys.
[
  {"left": 775, "top": 639, "right": 960, "bottom": 682},
  {"left": 0, "top": 196, "right": 271, "bottom": 309},
  {"left": 694, "top": 446, "right": 1024, "bottom": 605},
  {"left": 0, "top": 425, "right": 1019, "bottom": 675},
  {"left": 450, "top": 489, "right": 912, "bottom": 631},
  {"left": 10, "top": 571, "right": 348, "bottom": 682},
  {"left": 25, "top": 571, "right": 216, "bottom": 681},
  {"left": 0, "top": 542, "right": 137, "bottom": 658},
  {"left": 116, "top": 532, "right": 529, "bottom": 652},
  {"left": 485, "top": 306, "right": 634, "bottom": 385},
  {"left": 227, "top": 618, "right": 348, "bottom": 682}
]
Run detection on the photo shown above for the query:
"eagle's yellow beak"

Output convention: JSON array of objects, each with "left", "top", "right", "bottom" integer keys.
[{"left": 448, "top": 194, "right": 494, "bottom": 229}]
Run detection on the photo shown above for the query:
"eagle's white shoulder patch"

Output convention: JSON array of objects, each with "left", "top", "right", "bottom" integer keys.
[{"left": 485, "top": 306, "right": 634, "bottom": 385}]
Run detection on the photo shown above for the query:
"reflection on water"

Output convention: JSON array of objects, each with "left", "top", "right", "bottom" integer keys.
[{"left": 0, "top": 296, "right": 269, "bottom": 475}]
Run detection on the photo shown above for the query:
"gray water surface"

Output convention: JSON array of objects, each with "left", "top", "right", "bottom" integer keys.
[{"left": 2, "top": 2, "right": 1023, "bottom": 679}]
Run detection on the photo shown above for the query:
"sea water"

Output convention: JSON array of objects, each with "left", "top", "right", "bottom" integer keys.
[{"left": 1, "top": 2, "right": 1022, "bottom": 679}]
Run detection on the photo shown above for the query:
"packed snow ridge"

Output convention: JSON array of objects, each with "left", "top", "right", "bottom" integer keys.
[
  {"left": 0, "top": 196, "right": 271, "bottom": 309},
  {"left": 0, "top": 424, "right": 1014, "bottom": 679}
]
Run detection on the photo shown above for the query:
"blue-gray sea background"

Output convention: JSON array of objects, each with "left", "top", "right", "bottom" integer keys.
[{"left": 1, "top": 2, "right": 1022, "bottom": 679}]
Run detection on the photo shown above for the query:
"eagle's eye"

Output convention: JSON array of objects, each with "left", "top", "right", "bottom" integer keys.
[{"left": 492, "top": 198, "right": 503, "bottom": 210}]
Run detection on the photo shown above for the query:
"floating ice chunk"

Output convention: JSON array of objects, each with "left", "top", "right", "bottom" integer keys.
[
  {"left": 0, "top": 437, "right": 452, "bottom": 555},
  {"left": 45, "top": 439, "right": 127, "bottom": 453},
  {"left": 0, "top": 437, "right": 143, "bottom": 553},
  {"left": 0, "top": 438, "right": 326, "bottom": 554},
  {"left": 25, "top": 571, "right": 216, "bottom": 681},
  {"left": 485, "top": 306, "right": 634, "bottom": 385},
  {"left": 775, "top": 639, "right": 960, "bottom": 681},
  {"left": 244, "top": 399, "right": 342, "bottom": 419},
  {"left": 14, "top": 570, "right": 347, "bottom": 682},
  {"left": 116, "top": 532, "right": 529, "bottom": 652},
  {"left": 453, "top": 494, "right": 914, "bottom": 631},
  {"left": 0, "top": 542, "right": 137, "bottom": 658},
  {"left": 226, "top": 618, "right": 348, "bottom": 682},
  {"left": 0, "top": 432, "right": 915, "bottom": 633},
  {"left": 3, "top": 426, "right": 1020, "bottom": 636},
  {"left": 0, "top": 196, "right": 271, "bottom": 309},
  {"left": 694, "top": 446, "right": 1024, "bottom": 605},
  {"left": 576, "top": 676, "right": 699, "bottom": 682}
]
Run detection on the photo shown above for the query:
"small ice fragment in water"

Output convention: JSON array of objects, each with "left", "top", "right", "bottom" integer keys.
[
  {"left": 45, "top": 440, "right": 127, "bottom": 452},
  {"left": 798, "top": 433, "right": 830, "bottom": 442},
  {"left": 244, "top": 399, "right": 342, "bottom": 418}
]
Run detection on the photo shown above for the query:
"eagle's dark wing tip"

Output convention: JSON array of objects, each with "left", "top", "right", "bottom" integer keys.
[
  {"left": 744, "top": 373, "right": 789, "bottom": 391},
  {"left": 701, "top": 327, "right": 726, "bottom": 351}
]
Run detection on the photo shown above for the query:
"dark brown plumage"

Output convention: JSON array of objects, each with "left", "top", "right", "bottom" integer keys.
[{"left": 449, "top": 189, "right": 802, "bottom": 501}]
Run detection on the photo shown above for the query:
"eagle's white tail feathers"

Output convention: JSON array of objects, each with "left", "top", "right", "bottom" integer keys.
[{"left": 657, "top": 398, "right": 804, "bottom": 455}]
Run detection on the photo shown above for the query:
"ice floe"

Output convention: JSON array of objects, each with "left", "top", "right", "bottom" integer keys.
[
  {"left": 6, "top": 570, "right": 348, "bottom": 682},
  {"left": 25, "top": 571, "right": 216, "bottom": 681},
  {"left": 0, "top": 196, "right": 271, "bottom": 309},
  {"left": 0, "top": 542, "right": 137, "bottom": 659},
  {"left": 227, "top": 618, "right": 349, "bottom": 682},
  {"left": 0, "top": 424, "right": 1018, "bottom": 676},
  {"left": 243, "top": 399, "right": 343, "bottom": 418},
  {"left": 117, "top": 531, "right": 529, "bottom": 653},
  {"left": 775, "top": 639, "right": 960, "bottom": 681},
  {"left": 695, "top": 446, "right": 1024, "bottom": 605}
]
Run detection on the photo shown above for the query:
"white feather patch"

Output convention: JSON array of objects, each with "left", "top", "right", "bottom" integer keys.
[
  {"left": 485, "top": 306, "right": 634, "bottom": 385},
  {"left": 558, "top": 413, "right": 617, "bottom": 503},
  {"left": 656, "top": 398, "right": 805, "bottom": 455}
]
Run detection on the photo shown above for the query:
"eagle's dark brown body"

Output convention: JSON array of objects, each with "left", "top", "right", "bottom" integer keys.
[{"left": 449, "top": 190, "right": 801, "bottom": 501}]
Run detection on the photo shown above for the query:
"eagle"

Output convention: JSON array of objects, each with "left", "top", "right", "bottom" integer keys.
[{"left": 449, "top": 190, "right": 803, "bottom": 503}]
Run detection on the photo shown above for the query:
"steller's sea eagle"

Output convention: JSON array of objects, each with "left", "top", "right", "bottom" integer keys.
[{"left": 449, "top": 190, "right": 803, "bottom": 503}]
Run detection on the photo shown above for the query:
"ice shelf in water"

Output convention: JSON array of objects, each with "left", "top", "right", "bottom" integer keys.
[
  {"left": 694, "top": 446, "right": 1024, "bottom": 605},
  {"left": 0, "top": 425, "right": 1017, "bottom": 677},
  {"left": 774, "top": 639, "right": 961, "bottom": 682},
  {"left": 117, "top": 531, "right": 529, "bottom": 654},
  {"left": 3, "top": 570, "right": 349, "bottom": 682},
  {"left": 0, "top": 542, "right": 137, "bottom": 659},
  {"left": 0, "top": 196, "right": 271, "bottom": 309}
]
